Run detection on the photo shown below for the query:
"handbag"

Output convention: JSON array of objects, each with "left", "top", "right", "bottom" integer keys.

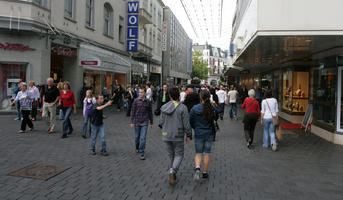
[{"left": 266, "top": 99, "right": 279, "bottom": 126}]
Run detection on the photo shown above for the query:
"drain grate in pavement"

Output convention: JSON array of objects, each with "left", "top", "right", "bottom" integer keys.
[{"left": 8, "top": 163, "right": 71, "bottom": 181}]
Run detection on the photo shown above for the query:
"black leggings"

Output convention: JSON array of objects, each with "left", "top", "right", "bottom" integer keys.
[
  {"left": 243, "top": 113, "right": 258, "bottom": 144},
  {"left": 21, "top": 110, "right": 33, "bottom": 131}
]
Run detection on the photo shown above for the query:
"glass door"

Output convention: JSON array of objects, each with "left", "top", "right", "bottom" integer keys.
[{"left": 337, "top": 67, "right": 343, "bottom": 132}]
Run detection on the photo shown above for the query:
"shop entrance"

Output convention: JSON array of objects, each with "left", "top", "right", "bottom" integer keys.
[
  {"left": 337, "top": 67, "right": 343, "bottom": 132},
  {"left": 50, "top": 54, "right": 64, "bottom": 83}
]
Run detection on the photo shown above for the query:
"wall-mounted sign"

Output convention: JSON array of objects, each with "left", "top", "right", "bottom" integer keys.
[
  {"left": 0, "top": 43, "right": 35, "bottom": 51},
  {"left": 51, "top": 44, "right": 77, "bottom": 57},
  {"left": 81, "top": 61, "right": 98, "bottom": 66},
  {"left": 162, "top": 22, "right": 167, "bottom": 51},
  {"left": 127, "top": 1, "right": 139, "bottom": 52}
]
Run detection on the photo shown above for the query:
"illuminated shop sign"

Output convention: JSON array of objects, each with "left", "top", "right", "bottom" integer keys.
[
  {"left": 162, "top": 22, "right": 167, "bottom": 51},
  {"left": 0, "top": 43, "right": 35, "bottom": 51},
  {"left": 127, "top": 1, "right": 139, "bottom": 52}
]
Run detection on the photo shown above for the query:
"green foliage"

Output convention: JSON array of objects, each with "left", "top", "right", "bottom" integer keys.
[{"left": 191, "top": 51, "right": 209, "bottom": 81}]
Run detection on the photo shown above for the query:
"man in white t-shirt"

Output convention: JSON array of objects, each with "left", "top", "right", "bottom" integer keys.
[
  {"left": 228, "top": 86, "right": 239, "bottom": 120},
  {"left": 216, "top": 85, "right": 227, "bottom": 120},
  {"left": 145, "top": 83, "right": 152, "bottom": 101}
]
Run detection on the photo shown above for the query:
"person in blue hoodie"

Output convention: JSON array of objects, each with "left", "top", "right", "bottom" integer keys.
[
  {"left": 159, "top": 87, "right": 192, "bottom": 186},
  {"left": 189, "top": 90, "right": 220, "bottom": 181}
]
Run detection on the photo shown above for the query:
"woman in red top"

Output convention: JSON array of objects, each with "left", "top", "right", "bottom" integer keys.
[
  {"left": 59, "top": 81, "right": 77, "bottom": 138},
  {"left": 242, "top": 89, "right": 260, "bottom": 149}
]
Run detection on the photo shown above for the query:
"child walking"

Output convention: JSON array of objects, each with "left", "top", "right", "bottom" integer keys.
[
  {"left": 89, "top": 95, "right": 112, "bottom": 156},
  {"left": 82, "top": 90, "right": 96, "bottom": 139}
]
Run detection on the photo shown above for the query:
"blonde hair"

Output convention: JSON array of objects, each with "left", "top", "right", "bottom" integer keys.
[{"left": 57, "top": 82, "right": 64, "bottom": 90}]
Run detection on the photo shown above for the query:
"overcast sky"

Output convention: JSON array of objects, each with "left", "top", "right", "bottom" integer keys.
[{"left": 162, "top": 0, "right": 236, "bottom": 51}]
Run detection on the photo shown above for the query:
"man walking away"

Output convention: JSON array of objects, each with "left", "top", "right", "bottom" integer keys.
[
  {"left": 216, "top": 85, "right": 227, "bottom": 120},
  {"left": 228, "top": 86, "right": 239, "bottom": 120},
  {"left": 183, "top": 87, "right": 200, "bottom": 112},
  {"left": 130, "top": 88, "right": 153, "bottom": 160},
  {"left": 159, "top": 87, "right": 192, "bottom": 186}
]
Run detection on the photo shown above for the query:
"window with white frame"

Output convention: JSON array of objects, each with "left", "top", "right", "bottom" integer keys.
[
  {"left": 85, "top": 0, "right": 94, "bottom": 27},
  {"left": 64, "top": 0, "right": 75, "bottom": 19},
  {"left": 104, "top": 3, "right": 114, "bottom": 37}
]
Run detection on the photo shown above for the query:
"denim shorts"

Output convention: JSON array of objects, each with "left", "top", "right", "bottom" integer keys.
[{"left": 195, "top": 136, "right": 214, "bottom": 154}]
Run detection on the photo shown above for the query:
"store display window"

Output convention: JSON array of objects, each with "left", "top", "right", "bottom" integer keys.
[
  {"left": 0, "top": 63, "right": 26, "bottom": 111},
  {"left": 282, "top": 70, "right": 309, "bottom": 114},
  {"left": 313, "top": 68, "right": 337, "bottom": 130}
]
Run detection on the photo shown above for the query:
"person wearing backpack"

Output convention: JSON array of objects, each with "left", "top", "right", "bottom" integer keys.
[{"left": 82, "top": 90, "right": 96, "bottom": 139}]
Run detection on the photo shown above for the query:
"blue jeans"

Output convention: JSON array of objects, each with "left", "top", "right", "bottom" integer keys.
[
  {"left": 59, "top": 108, "right": 64, "bottom": 120},
  {"left": 195, "top": 135, "right": 214, "bottom": 154},
  {"left": 82, "top": 114, "right": 92, "bottom": 136},
  {"left": 62, "top": 107, "right": 73, "bottom": 136},
  {"left": 90, "top": 124, "right": 106, "bottom": 151},
  {"left": 229, "top": 103, "right": 237, "bottom": 119},
  {"left": 16, "top": 101, "right": 22, "bottom": 119},
  {"left": 134, "top": 125, "right": 148, "bottom": 155},
  {"left": 263, "top": 118, "right": 277, "bottom": 147}
]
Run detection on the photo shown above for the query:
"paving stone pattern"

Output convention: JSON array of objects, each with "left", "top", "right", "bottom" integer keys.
[{"left": 0, "top": 106, "right": 343, "bottom": 200}]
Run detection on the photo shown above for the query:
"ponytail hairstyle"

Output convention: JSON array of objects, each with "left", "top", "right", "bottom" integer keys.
[{"left": 200, "top": 90, "right": 214, "bottom": 121}]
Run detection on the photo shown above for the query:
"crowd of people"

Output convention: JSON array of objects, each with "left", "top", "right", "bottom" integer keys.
[{"left": 9, "top": 78, "right": 279, "bottom": 186}]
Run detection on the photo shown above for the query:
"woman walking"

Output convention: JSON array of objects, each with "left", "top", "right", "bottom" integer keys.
[
  {"left": 82, "top": 90, "right": 96, "bottom": 139},
  {"left": 10, "top": 83, "right": 34, "bottom": 133},
  {"left": 28, "top": 81, "right": 40, "bottom": 121},
  {"left": 242, "top": 89, "right": 260, "bottom": 149},
  {"left": 261, "top": 90, "right": 278, "bottom": 151},
  {"left": 57, "top": 82, "right": 64, "bottom": 120},
  {"left": 125, "top": 85, "right": 136, "bottom": 117},
  {"left": 189, "top": 90, "right": 220, "bottom": 181},
  {"left": 59, "top": 81, "right": 77, "bottom": 138}
]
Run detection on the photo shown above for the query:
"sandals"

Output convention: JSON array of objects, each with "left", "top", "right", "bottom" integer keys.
[{"left": 18, "top": 130, "right": 25, "bottom": 134}]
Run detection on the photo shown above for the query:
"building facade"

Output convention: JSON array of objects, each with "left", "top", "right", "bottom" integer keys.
[
  {"left": 193, "top": 43, "right": 228, "bottom": 85},
  {"left": 0, "top": 0, "right": 133, "bottom": 109},
  {"left": 130, "top": 0, "right": 164, "bottom": 86},
  {"left": 162, "top": 7, "right": 192, "bottom": 85},
  {"left": 231, "top": 0, "right": 343, "bottom": 144}
]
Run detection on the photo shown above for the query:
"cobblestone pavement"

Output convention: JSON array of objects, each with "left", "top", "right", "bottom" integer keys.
[{"left": 1, "top": 106, "right": 343, "bottom": 200}]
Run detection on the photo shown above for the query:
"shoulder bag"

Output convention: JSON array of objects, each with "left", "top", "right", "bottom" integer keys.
[{"left": 266, "top": 99, "right": 279, "bottom": 126}]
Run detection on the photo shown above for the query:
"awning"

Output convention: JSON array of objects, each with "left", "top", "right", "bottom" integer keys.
[{"left": 79, "top": 43, "right": 131, "bottom": 74}]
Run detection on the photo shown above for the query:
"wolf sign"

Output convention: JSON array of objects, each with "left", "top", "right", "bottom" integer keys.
[{"left": 127, "top": 1, "right": 139, "bottom": 52}]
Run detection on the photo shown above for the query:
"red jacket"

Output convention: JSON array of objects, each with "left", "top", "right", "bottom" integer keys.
[
  {"left": 60, "top": 90, "right": 76, "bottom": 107},
  {"left": 242, "top": 97, "right": 260, "bottom": 116}
]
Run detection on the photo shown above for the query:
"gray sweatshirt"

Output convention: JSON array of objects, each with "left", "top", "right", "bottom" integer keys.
[{"left": 159, "top": 101, "right": 192, "bottom": 142}]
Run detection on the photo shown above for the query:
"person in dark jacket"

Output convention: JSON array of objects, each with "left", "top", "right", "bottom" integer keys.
[
  {"left": 125, "top": 85, "right": 137, "bottom": 117},
  {"left": 183, "top": 87, "right": 200, "bottom": 112},
  {"left": 189, "top": 90, "right": 220, "bottom": 181},
  {"left": 155, "top": 84, "right": 170, "bottom": 115},
  {"left": 159, "top": 87, "right": 192, "bottom": 186}
]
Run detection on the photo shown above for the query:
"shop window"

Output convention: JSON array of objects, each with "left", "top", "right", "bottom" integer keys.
[
  {"left": 282, "top": 70, "right": 309, "bottom": 114},
  {"left": 0, "top": 64, "right": 26, "bottom": 111},
  {"left": 104, "top": 3, "right": 114, "bottom": 37},
  {"left": 85, "top": 0, "right": 94, "bottom": 28},
  {"left": 313, "top": 68, "right": 337, "bottom": 130},
  {"left": 64, "top": 0, "right": 75, "bottom": 20}
]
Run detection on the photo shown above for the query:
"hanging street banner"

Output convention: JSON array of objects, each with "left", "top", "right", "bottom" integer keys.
[{"left": 127, "top": 1, "right": 139, "bottom": 52}]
